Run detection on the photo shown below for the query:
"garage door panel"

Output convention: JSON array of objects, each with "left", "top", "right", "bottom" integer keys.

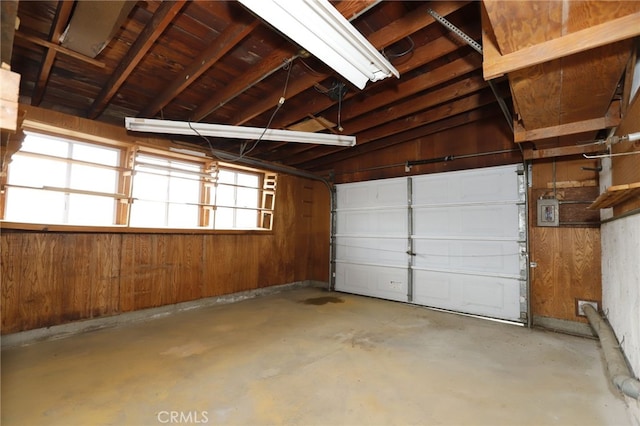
[
  {"left": 413, "top": 204, "right": 519, "bottom": 239},
  {"left": 336, "top": 177, "right": 407, "bottom": 209},
  {"left": 412, "top": 165, "right": 520, "bottom": 205},
  {"left": 412, "top": 239, "right": 521, "bottom": 276},
  {"left": 413, "top": 270, "right": 521, "bottom": 321},
  {"left": 334, "top": 164, "right": 526, "bottom": 323},
  {"left": 335, "top": 263, "right": 407, "bottom": 302},
  {"left": 336, "top": 237, "right": 407, "bottom": 266},
  {"left": 336, "top": 208, "right": 406, "bottom": 236}
]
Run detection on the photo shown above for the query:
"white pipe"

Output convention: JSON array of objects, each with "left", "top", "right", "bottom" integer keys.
[{"left": 583, "top": 304, "right": 640, "bottom": 400}]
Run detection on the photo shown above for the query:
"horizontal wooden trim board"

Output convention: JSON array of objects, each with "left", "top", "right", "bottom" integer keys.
[
  {"left": 0, "top": 221, "right": 273, "bottom": 235},
  {"left": 484, "top": 11, "right": 640, "bottom": 79},
  {"left": 524, "top": 144, "right": 605, "bottom": 160},
  {"left": 514, "top": 107, "right": 621, "bottom": 143}
]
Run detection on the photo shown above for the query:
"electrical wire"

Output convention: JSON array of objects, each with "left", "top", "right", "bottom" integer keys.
[
  {"left": 382, "top": 36, "right": 415, "bottom": 59},
  {"left": 299, "top": 58, "right": 326, "bottom": 77},
  {"left": 187, "top": 57, "right": 295, "bottom": 163}
]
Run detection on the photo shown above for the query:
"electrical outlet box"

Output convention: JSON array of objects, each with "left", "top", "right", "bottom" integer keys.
[{"left": 576, "top": 299, "right": 598, "bottom": 316}]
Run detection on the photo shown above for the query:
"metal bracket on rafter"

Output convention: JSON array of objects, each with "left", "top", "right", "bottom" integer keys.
[
  {"left": 427, "top": 8, "right": 514, "bottom": 132},
  {"left": 427, "top": 9, "right": 483, "bottom": 54}
]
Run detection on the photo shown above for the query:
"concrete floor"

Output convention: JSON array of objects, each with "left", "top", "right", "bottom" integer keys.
[{"left": 1, "top": 286, "right": 631, "bottom": 426}]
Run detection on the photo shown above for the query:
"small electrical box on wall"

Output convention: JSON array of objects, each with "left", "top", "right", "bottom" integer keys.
[{"left": 537, "top": 198, "right": 559, "bottom": 227}]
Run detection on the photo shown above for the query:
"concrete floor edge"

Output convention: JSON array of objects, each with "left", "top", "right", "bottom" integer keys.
[{"left": 1, "top": 280, "right": 327, "bottom": 350}]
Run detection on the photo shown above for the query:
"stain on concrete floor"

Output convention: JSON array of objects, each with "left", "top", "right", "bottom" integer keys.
[{"left": 301, "top": 296, "right": 344, "bottom": 305}]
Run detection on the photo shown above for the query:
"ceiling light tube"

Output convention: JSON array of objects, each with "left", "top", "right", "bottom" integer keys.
[
  {"left": 238, "top": 0, "right": 399, "bottom": 90},
  {"left": 125, "top": 117, "right": 356, "bottom": 147}
]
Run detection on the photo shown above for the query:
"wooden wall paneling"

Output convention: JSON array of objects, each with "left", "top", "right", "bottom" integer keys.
[
  {"left": 121, "top": 234, "right": 173, "bottom": 311},
  {"left": 119, "top": 233, "right": 136, "bottom": 313},
  {"left": 293, "top": 182, "right": 314, "bottom": 282},
  {"left": 529, "top": 158, "right": 602, "bottom": 323},
  {"left": 310, "top": 179, "right": 330, "bottom": 282},
  {"left": 1, "top": 174, "right": 332, "bottom": 334},
  {"left": 62, "top": 234, "right": 93, "bottom": 323},
  {"left": 202, "top": 234, "right": 259, "bottom": 297},
  {"left": 530, "top": 226, "right": 601, "bottom": 323},
  {"left": 89, "top": 233, "right": 122, "bottom": 318},
  {"left": 1, "top": 233, "right": 22, "bottom": 333},
  {"left": 20, "top": 234, "right": 65, "bottom": 330},
  {"left": 259, "top": 175, "right": 296, "bottom": 286},
  {"left": 176, "top": 234, "right": 204, "bottom": 303}
]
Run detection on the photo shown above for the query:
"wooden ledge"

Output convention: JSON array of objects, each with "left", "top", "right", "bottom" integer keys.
[{"left": 589, "top": 182, "right": 640, "bottom": 209}]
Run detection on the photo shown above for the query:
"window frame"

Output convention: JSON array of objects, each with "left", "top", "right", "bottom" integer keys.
[{"left": 1, "top": 130, "right": 277, "bottom": 234}]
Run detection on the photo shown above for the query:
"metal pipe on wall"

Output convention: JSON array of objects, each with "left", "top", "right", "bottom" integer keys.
[{"left": 583, "top": 304, "right": 640, "bottom": 400}]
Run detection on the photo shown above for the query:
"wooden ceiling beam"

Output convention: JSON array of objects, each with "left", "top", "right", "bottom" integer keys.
[
  {"left": 229, "top": 1, "right": 472, "bottom": 127},
  {"left": 87, "top": 0, "right": 187, "bottom": 119},
  {"left": 189, "top": 43, "right": 297, "bottom": 122},
  {"left": 283, "top": 90, "right": 497, "bottom": 166},
  {"left": 249, "top": 44, "right": 482, "bottom": 157},
  {"left": 344, "top": 74, "right": 486, "bottom": 135},
  {"left": 189, "top": 1, "right": 388, "bottom": 123},
  {"left": 514, "top": 100, "right": 621, "bottom": 143},
  {"left": 483, "top": 11, "right": 640, "bottom": 80},
  {"left": 255, "top": 74, "right": 486, "bottom": 160},
  {"left": 340, "top": 53, "right": 481, "bottom": 124},
  {"left": 14, "top": 32, "right": 106, "bottom": 68},
  {"left": 523, "top": 143, "right": 605, "bottom": 160},
  {"left": 138, "top": 20, "right": 259, "bottom": 118},
  {"left": 31, "top": 0, "right": 74, "bottom": 106},
  {"left": 299, "top": 106, "right": 503, "bottom": 170}
]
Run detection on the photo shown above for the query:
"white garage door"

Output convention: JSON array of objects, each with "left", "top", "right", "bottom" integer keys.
[{"left": 334, "top": 164, "right": 527, "bottom": 323}]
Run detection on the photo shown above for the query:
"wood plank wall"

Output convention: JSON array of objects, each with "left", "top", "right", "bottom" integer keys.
[
  {"left": 1, "top": 175, "right": 330, "bottom": 334},
  {"left": 329, "top": 106, "right": 518, "bottom": 184},
  {"left": 529, "top": 158, "right": 602, "bottom": 323}
]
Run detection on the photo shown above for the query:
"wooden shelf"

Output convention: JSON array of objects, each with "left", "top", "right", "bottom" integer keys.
[{"left": 588, "top": 182, "right": 640, "bottom": 209}]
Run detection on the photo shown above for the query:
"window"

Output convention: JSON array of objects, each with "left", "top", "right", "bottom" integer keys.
[
  {"left": 130, "top": 154, "right": 202, "bottom": 228},
  {"left": 212, "top": 168, "right": 261, "bottom": 229},
  {"left": 2, "top": 132, "right": 276, "bottom": 231},
  {"left": 4, "top": 133, "right": 120, "bottom": 225}
]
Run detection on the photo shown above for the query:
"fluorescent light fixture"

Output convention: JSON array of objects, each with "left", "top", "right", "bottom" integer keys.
[
  {"left": 238, "top": 0, "right": 399, "bottom": 90},
  {"left": 125, "top": 117, "right": 356, "bottom": 147}
]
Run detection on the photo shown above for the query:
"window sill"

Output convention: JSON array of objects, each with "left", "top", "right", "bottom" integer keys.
[{"left": 0, "top": 221, "right": 273, "bottom": 235}]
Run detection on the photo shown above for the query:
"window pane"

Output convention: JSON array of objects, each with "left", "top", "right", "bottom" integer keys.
[
  {"left": 236, "top": 208, "right": 258, "bottom": 228},
  {"left": 21, "top": 134, "right": 69, "bottom": 157},
  {"left": 216, "top": 184, "right": 235, "bottom": 207},
  {"left": 237, "top": 172, "right": 259, "bottom": 188},
  {"left": 71, "top": 142, "right": 119, "bottom": 166},
  {"left": 67, "top": 194, "right": 116, "bottom": 225},
  {"left": 8, "top": 155, "right": 67, "bottom": 187},
  {"left": 70, "top": 165, "right": 118, "bottom": 193},
  {"left": 168, "top": 204, "right": 199, "bottom": 228},
  {"left": 237, "top": 187, "right": 258, "bottom": 208},
  {"left": 132, "top": 172, "right": 168, "bottom": 201},
  {"left": 214, "top": 207, "right": 234, "bottom": 229},
  {"left": 169, "top": 175, "right": 200, "bottom": 203},
  {"left": 4, "top": 188, "right": 65, "bottom": 223},
  {"left": 129, "top": 200, "right": 166, "bottom": 227},
  {"left": 218, "top": 170, "right": 235, "bottom": 184}
]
